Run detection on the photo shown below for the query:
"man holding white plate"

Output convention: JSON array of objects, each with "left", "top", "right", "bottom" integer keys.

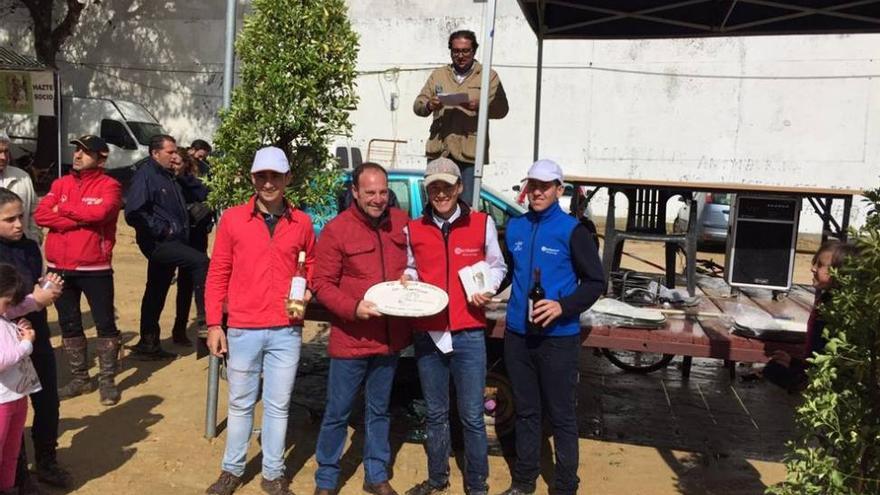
[
  {"left": 311, "top": 162, "right": 411, "bottom": 495},
  {"left": 401, "top": 157, "right": 507, "bottom": 495}
]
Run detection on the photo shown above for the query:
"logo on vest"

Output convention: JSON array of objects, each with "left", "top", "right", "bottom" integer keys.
[
  {"left": 512, "top": 241, "right": 524, "bottom": 252},
  {"left": 454, "top": 247, "right": 481, "bottom": 256},
  {"left": 540, "top": 245, "right": 560, "bottom": 256}
]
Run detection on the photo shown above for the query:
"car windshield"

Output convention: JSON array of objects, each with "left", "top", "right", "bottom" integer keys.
[{"left": 127, "top": 122, "right": 166, "bottom": 146}]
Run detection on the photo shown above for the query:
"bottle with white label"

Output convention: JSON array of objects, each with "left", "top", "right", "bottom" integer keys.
[{"left": 286, "top": 251, "right": 307, "bottom": 319}]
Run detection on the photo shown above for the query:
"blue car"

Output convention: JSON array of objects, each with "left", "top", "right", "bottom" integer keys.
[{"left": 309, "top": 169, "right": 526, "bottom": 233}]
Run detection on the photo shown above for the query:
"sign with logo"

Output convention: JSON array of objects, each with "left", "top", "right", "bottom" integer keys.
[{"left": 0, "top": 70, "right": 55, "bottom": 116}]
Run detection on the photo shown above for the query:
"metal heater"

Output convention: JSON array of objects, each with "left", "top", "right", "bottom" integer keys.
[{"left": 726, "top": 195, "right": 801, "bottom": 291}]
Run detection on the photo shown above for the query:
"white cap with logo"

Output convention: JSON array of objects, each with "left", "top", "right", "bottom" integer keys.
[
  {"left": 250, "top": 146, "right": 290, "bottom": 174},
  {"left": 524, "top": 159, "right": 564, "bottom": 183}
]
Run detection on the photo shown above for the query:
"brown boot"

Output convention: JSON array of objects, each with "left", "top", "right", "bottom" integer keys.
[
  {"left": 58, "top": 336, "right": 92, "bottom": 399},
  {"left": 96, "top": 337, "right": 121, "bottom": 406}
]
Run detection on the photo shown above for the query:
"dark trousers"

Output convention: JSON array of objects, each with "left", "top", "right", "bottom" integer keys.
[
  {"left": 49, "top": 269, "right": 119, "bottom": 339},
  {"left": 174, "top": 229, "right": 209, "bottom": 329},
  {"left": 504, "top": 332, "right": 581, "bottom": 495},
  {"left": 16, "top": 311, "right": 60, "bottom": 484},
  {"left": 139, "top": 240, "right": 208, "bottom": 347}
]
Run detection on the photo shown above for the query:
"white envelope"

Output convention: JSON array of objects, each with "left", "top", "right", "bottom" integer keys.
[{"left": 458, "top": 261, "right": 492, "bottom": 300}]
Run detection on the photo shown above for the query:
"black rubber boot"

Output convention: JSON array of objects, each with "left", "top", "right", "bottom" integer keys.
[
  {"left": 58, "top": 336, "right": 92, "bottom": 399},
  {"left": 96, "top": 337, "right": 121, "bottom": 406},
  {"left": 34, "top": 443, "right": 72, "bottom": 488}
]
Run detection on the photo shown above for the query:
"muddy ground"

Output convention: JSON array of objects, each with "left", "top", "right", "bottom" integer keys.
[{"left": 23, "top": 218, "right": 816, "bottom": 495}]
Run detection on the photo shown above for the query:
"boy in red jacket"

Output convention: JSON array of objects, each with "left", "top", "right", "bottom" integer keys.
[
  {"left": 34, "top": 135, "right": 123, "bottom": 406},
  {"left": 204, "top": 147, "right": 315, "bottom": 495}
]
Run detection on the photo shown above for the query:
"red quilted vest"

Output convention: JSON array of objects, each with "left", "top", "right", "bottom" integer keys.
[{"left": 408, "top": 208, "right": 488, "bottom": 332}]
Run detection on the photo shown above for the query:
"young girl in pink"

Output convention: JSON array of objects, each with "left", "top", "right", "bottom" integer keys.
[{"left": 0, "top": 263, "right": 60, "bottom": 494}]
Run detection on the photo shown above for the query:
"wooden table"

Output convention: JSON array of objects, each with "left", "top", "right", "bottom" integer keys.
[
  {"left": 565, "top": 175, "right": 862, "bottom": 242},
  {"left": 487, "top": 277, "right": 815, "bottom": 378}
]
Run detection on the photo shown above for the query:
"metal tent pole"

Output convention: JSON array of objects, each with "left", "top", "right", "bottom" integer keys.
[
  {"left": 205, "top": 0, "right": 237, "bottom": 440},
  {"left": 533, "top": 1, "right": 545, "bottom": 161},
  {"left": 471, "top": 0, "right": 498, "bottom": 209}
]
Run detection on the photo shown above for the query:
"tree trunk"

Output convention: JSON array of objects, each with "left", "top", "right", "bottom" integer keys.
[{"left": 21, "top": 0, "right": 86, "bottom": 68}]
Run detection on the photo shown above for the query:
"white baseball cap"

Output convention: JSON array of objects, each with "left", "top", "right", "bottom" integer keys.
[
  {"left": 250, "top": 146, "right": 290, "bottom": 174},
  {"left": 523, "top": 159, "right": 564, "bottom": 183}
]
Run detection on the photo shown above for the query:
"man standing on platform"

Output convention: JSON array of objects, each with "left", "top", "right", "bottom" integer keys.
[
  {"left": 125, "top": 134, "right": 209, "bottom": 360},
  {"left": 312, "top": 162, "right": 410, "bottom": 495},
  {"left": 204, "top": 146, "right": 315, "bottom": 495},
  {"left": 499, "top": 159, "right": 605, "bottom": 495},
  {"left": 402, "top": 157, "right": 506, "bottom": 495},
  {"left": 413, "top": 29, "right": 509, "bottom": 205}
]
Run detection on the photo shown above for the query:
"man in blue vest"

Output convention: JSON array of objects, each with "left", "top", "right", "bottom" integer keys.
[{"left": 499, "top": 159, "right": 604, "bottom": 495}]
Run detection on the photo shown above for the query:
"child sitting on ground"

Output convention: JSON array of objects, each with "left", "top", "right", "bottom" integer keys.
[
  {"left": 763, "top": 240, "right": 859, "bottom": 392},
  {"left": 0, "top": 264, "right": 61, "bottom": 495}
]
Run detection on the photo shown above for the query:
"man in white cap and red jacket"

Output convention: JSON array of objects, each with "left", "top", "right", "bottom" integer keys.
[
  {"left": 401, "top": 157, "right": 506, "bottom": 495},
  {"left": 204, "top": 146, "right": 315, "bottom": 495}
]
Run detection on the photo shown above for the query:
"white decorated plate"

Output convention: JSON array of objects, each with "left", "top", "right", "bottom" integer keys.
[{"left": 364, "top": 281, "right": 449, "bottom": 317}]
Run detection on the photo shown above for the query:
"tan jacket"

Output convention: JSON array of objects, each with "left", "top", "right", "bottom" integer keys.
[{"left": 413, "top": 61, "right": 508, "bottom": 164}]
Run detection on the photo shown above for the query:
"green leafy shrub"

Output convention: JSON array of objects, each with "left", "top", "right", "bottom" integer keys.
[
  {"left": 769, "top": 188, "right": 880, "bottom": 494},
  {"left": 206, "top": 0, "right": 358, "bottom": 222}
]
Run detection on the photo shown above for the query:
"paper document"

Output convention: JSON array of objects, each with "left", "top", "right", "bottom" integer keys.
[
  {"left": 458, "top": 261, "right": 492, "bottom": 300},
  {"left": 429, "top": 330, "right": 453, "bottom": 353},
  {"left": 438, "top": 92, "right": 469, "bottom": 106}
]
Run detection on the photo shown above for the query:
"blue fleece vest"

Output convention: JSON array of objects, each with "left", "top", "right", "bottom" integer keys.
[{"left": 505, "top": 202, "right": 580, "bottom": 337}]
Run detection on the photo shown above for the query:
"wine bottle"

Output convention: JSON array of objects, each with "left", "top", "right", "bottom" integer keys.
[
  {"left": 286, "top": 251, "right": 307, "bottom": 319},
  {"left": 527, "top": 267, "right": 544, "bottom": 335}
]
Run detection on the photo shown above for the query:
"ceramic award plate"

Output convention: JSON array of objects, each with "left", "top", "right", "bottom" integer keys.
[{"left": 364, "top": 281, "right": 448, "bottom": 317}]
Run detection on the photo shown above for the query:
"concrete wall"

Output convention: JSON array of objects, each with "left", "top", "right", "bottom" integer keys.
[{"left": 1, "top": 0, "right": 877, "bottom": 230}]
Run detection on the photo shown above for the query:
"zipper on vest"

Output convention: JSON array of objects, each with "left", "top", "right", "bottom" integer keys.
[
  {"left": 443, "top": 223, "right": 451, "bottom": 329},
  {"left": 375, "top": 228, "right": 391, "bottom": 350},
  {"left": 527, "top": 218, "right": 539, "bottom": 325}
]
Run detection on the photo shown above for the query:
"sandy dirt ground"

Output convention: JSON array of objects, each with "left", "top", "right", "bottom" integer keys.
[{"left": 23, "top": 218, "right": 809, "bottom": 495}]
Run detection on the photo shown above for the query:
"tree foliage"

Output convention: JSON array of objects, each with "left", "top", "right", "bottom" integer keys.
[
  {"left": 18, "top": 0, "right": 86, "bottom": 67},
  {"left": 207, "top": 0, "right": 357, "bottom": 218},
  {"left": 769, "top": 188, "right": 880, "bottom": 494}
]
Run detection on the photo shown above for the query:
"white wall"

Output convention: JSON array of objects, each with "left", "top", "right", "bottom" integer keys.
[{"left": 1, "top": 0, "right": 876, "bottom": 230}]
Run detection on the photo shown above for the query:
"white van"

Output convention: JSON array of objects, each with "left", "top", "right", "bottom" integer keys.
[{"left": 60, "top": 96, "right": 166, "bottom": 172}]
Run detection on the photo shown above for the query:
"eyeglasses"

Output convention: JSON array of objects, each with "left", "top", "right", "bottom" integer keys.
[{"left": 451, "top": 48, "right": 474, "bottom": 55}]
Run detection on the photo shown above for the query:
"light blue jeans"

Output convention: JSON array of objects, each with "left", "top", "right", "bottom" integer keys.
[{"left": 221, "top": 326, "right": 302, "bottom": 481}]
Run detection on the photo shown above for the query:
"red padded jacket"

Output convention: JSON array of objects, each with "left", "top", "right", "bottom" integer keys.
[
  {"left": 34, "top": 168, "right": 121, "bottom": 271},
  {"left": 312, "top": 204, "right": 411, "bottom": 359},
  {"left": 205, "top": 196, "right": 315, "bottom": 329}
]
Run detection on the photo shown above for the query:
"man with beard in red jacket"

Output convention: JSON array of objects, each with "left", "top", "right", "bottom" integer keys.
[
  {"left": 312, "top": 162, "right": 410, "bottom": 495},
  {"left": 35, "top": 135, "right": 123, "bottom": 407}
]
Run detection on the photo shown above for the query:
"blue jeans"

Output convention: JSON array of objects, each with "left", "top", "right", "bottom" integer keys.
[
  {"left": 315, "top": 354, "right": 400, "bottom": 490},
  {"left": 221, "top": 326, "right": 302, "bottom": 481},
  {"left": 414, "top": 330, "right": 488, "bottom": 492}
]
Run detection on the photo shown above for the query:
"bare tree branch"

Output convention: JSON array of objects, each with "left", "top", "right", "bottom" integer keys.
[{"left": 17, "top": 0, "right": 85, "bottom": 67}]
